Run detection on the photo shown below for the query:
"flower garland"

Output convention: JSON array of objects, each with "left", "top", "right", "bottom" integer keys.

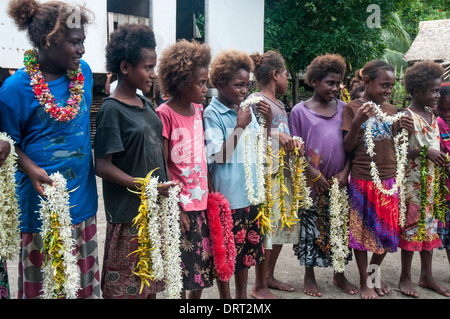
[
  {"left": 24, "top": 49, "right": 84, "bottom": 123},
  {"left": 290, "top": 136, "right": 313, "bottom": 212},
  {"left": 417, "top": 146, "right": 449, "bottom": 240},
  {"left": 274, "top": 147, "right": 291, "bottom": 229},
  {"left": 0, "top": 133, "right": 21, "bottom": 261},
  {"left": 256, "top": 136, "right": 275, "bottom": 235},
  {"left": 160, "top": 184, "right": 183, "bottom": 299},
  {"left": 363, "top": 101, "right": 409, "bottom": 226},
  {"left": 329, "top": 177, "right": 350, "bottom": 273},
  {"left": 340, "top": 87, "right": 350, "bottom": 103},
  {"left": 130, "top": 169, "right": 183, "bottom": 298},
  {"left": 433, "top": 163, "right": 449, "bottom": 224},
  {"left": 39, "top": 172, "right": 80, "bottom": 299},
  {"left": 263, "top": 136, "right": 312, "bottom": 231},
  {"left": 206, "top": 192, "right": 236, "bottom": 282},
  {"left": 418, "top": 146, "right": 429, "bottom": 241},
  {"left": 130, "top": 170, "right": 161, "bottom": 291},
  {"left": 242, "top": 96, "right": 266, "bottom": 205}
]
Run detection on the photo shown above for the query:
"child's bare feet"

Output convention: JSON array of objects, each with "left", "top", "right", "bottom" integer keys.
[
  {"left": 303, "top": 276, "right": 322, "bottom": 297},
  {"left": 374, "top": 280, "right": 390, "bottom": 296},
  {"left": 267, "top": 277, "right": 295, "bottom": 292},
  {"left": 398, "top": 277, "right": 419, "bottom": 298},
  {"left": 359, "top": 283, "right": 378, "bottom": 299},
  {"left": 251, "top": 287, "right": 278, "bottom": 299},
  {"left": 419, "top": 275, "right": 450, "bottom": 297},
  {"left": 332, "top": 273, "right": 359, "bottom": 295}
]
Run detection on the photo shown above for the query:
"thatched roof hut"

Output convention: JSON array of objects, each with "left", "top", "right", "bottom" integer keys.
[{"left": 403, "top": 19, "right": 450, "bottom": 80}]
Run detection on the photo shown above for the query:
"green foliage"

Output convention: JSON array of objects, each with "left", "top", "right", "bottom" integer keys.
[
  {"left": 397, "top": 0, "right": 450, "bottom": 39},
  {"left": 389, "top": 80, "right": 409, "bottom": 108},
  {"left": 264, "top": 0, "right": 401, "bottom": 74}
]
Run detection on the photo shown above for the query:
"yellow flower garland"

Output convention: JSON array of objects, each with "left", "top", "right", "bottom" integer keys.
[
  {"left": 129, "top": 168, "right": 183, "bottom": 298},
  {"left": 434, "top": 165, "right": 449, "bottom": 224},
  {"left": 39, "top": 173, "right": 80, "bottom": 299},
  {"left": 256, "top": 138, "right": 275, "bottom": 235},
  {"left": 275, "top": 147, "right": 293, "bottom": 229}
]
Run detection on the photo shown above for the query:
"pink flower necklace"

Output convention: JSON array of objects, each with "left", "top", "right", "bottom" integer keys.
[{"left": 24, "top": 49, "right": 84, "bottom": 122}]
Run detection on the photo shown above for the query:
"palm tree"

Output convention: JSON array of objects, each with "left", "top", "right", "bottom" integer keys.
[{"left": 382, "top": 12, "right": 411, "bottom": 78}]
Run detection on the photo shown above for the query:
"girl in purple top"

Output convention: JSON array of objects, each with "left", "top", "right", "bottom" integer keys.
[{"left": 289, "top": 54, "right": 356, "bottom": 297}]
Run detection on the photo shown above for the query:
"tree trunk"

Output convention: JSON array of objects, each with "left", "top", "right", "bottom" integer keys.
[{"left": 289, "top": 69, "right": 299, "bottom": 105}]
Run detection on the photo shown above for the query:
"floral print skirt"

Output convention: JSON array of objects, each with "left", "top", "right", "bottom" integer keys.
[
  {"left": 294, "top": 194, "right": 352, "bottom": 268},
  {"left": 232, "top": 205, "right": 265, "bottom": 272},
  {"left": 180, "top": 210, "right": 214, "bottom": 291},
  {"left": 101, "top": 222, "right": 165, "bottom": 298},
  {"left": 399, "top": 202, "right": 442, "bottom": 251},
  {"left": 0, "top": 259, "right": 9, "bottom": 299}
]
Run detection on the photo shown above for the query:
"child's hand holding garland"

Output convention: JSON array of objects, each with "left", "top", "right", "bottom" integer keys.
[
  {"left": 399, "top": 112, "right": 414, "bottom": 134},
  {"left": 426, "top": 148, "right": 449, "bottom": 167}
]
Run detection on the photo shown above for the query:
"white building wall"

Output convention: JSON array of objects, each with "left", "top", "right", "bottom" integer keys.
[
  {"left": 150, "top": 0, "right": 177, "bottom": 65},
  {"left": 205, "top": 0, "right": 265, "bottom": 58},
  {"left": 0, "top": 0, "right": 265, "bottom": 74},
  {"left": 0, "top": 0, "right": 108, "bottom": 73}
]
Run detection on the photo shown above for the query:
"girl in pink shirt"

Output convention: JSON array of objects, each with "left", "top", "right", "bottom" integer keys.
[{"left": 155, "top": 40, "right": 213, "bottom": 298}]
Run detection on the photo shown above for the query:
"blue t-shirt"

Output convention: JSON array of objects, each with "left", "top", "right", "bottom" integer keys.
[
  {"left": 0, "top": 60, "right": 98, "bottom": 232},
  {"left": 203, "top": 97, "right": 259, "bottom": 209}
]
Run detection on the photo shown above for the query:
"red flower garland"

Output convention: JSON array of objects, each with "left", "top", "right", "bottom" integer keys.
[
  {"left": 24, "top": 49, "right": 84, "bottom": 122},
  {"left": 206, "top": 192, "right": 236, "bottom": 282}
]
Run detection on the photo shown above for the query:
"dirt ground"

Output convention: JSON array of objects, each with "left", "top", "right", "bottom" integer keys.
[{"left": 6, "top": 177, "right": 450, "bottom": 300}]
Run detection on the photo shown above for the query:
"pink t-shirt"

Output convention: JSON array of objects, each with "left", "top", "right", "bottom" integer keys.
[{"left": 156, "top": 103, "right": 208, "bottom": 211}]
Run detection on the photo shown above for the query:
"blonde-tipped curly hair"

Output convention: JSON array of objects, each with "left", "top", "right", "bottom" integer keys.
[
  {"left": 157, "top": 39, "right": 211, "bottom": 98},
  {"left": 304, "top": 53, "right": 346, "bottom": 86},
  {"left": 209, "top": 49, "right": 254, "bottom": 88}
]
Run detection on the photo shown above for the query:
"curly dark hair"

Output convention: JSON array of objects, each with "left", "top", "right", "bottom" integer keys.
[
  {"left": 8, "top": 0, "right": 93, "bottom": 48},
  {"left": 106, "top": 24, "right": 156, "bottom": 75},
  {"left": 438, "top": 84, "right": 450, "bottom": 110},
  {"left": 209, "top": 49, "right": 253, "bottom": 88},
  {"left": 157, "top": 39, "right": 211, "bottom": 98},
  {"left": 304, "top": 53, "right": 346, "bottom": 86},
  {"left": 404, "top": 61, "right": 444, "bottom": 96},
  {"left": 249, "top": 50, "right": 285, "bottom": 87}
]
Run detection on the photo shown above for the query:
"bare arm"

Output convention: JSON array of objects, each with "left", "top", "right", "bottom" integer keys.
[
  {"left": 95, "top": 154, "right": 138, "bottom": 189},
  {"left": 343, "top": 102, "right": 374, "bottom": 153},
  {"left": 16, "top": 146, "right": 54, "bottom": 197}
]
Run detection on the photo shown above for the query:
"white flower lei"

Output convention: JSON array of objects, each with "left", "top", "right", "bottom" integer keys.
[
  {"left": 363, "top": 101, "right": 409, "bottom": 226},
  {"left": 160, "top": 184, "right": 183, "bottom": 299},
  {"left": 0, "top": 133, "right": 21, "bottom": 261},
  {"left": 242, "top": 96, "right": 266, "bottom": 205},
  {"left": 39, "top": 172, "right": 80, "bottom": 299},
  {"left": 329, "top": 177, "right": 350, "bottom": 273},
  {"left": 145, "top": 176, "right": 164, "bottom": 280},
  {"left": 133, "top": 172, "right": 183, "bottom": 299}
]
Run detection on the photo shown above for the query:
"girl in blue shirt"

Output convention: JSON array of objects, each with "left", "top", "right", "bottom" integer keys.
[
  {"left": 0, "top": 0, "right": 99, "bottom": 299},
  {"left": 204, "top": 49, "right": 271, "bottom": 299}
]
